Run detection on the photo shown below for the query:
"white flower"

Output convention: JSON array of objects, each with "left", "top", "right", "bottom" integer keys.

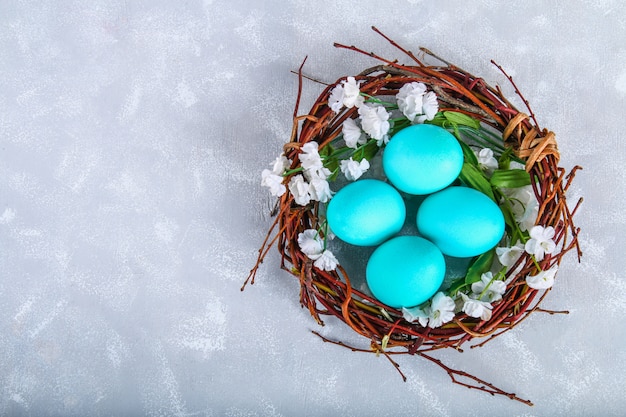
[
  {"left": 288, "top": 174, "right": 311, "bottom": 206},
  {"left": 396, "top": 82, "right": 426, "bottom": 122},
  {"left": 524, "top": 225, "right": 556, "bottom": 261},
  {"left": 402, "top": 306, "right": 429, "bottom": 327},
  {"left": 396, "top": 82, "right": 438, "bottom": 123},
  {"left": 502, "top": 185, "right": 538, "bottom": 232},
  {"left": 260, "top": 153, "right": 290, "bottom": 197},
  {"left": 261, "top": 169, "right": 286, "bottom": 197},
  {"left": 471, "top": 272, "right": 506, "bottom": 303},
  {"left": 270, "top": 153, "right": 289, "bottom": 175},
  {"left": 526, "top": 265, "right": 558, "bottom": 290},
  {"left": 313, "top": 249, "right": 339, "bottom": 271},
  {"left": 328, "top": 76, "right": 364, "bottom": 113},
  {"left": 358, "top": 104, "right": 390, "bottom": 144},
  {"left": 297, "top": 229, "right": 324, "bottom": 259},
  {"left": 417, "top": 91, "right": 439, "bottom": 123},
  {"left": 496, "top": 241, "right": 525, "bottom": 269},
  {"left": 328, "top": 84, "right": 345, "bottom": 113},
  {"left": 342, "top": 77, "right": 364, "bottom": 109},
  {"left": 299, "top": 142, "right": 324, "bottom": 172},
  {"left": 308, "top": 176, "right": 334, "bottom": 203},
  {"left": 427, "top": 292, "right": 456, "bottom": 328},
  {"left": 342, "top": 118, "right": 367, "bottom": 149},
  {"left": 304, "top": 166, "right": 331, "bottom": 182},
  {"left": 475, "top": 148, "right": 499, "bottom": 174},
  {"left": 460, "top": 293, "right": 493, "bottom": 321},
  {"left": 340, "top": 157, "right": 370, "bottom": 181}
]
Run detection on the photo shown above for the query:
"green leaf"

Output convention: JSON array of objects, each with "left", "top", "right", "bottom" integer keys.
[
  {"left": 458, "top": 139, "right": 478, "bottom": 166},
  {"left": 458, "top": 162, "right": 495, "bottom": 201},
  {"left": 465, "top": 248, "right": 496, "bottom": 285},
  {"left": 319, "top": 143, "right": 334, "bottom": 158},
  {"left": 357, "top": 139, "right": 379, "bottom": 162},
  {"left": 490, "top": 169, "right": 531, "bottom": 189},
  {"left": 443, "top": 111, "right": 481, "bottom": 129},
  {"left": 497, "top": 196, "right": 528, "bottom": 244},
  {"left": 447, "top": 276, "right": 469, "bottom": 296},
  {"left": 498, "top": 147, "right": 514, "bottom": 170},
  {"left": 325, "top": 158, "right": 340, "bottom": 181},
  {"left": 426, "top": 112, "right": 447, "bottom": 127}
]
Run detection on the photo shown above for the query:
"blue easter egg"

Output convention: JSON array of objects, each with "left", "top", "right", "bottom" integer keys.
[
  {"left": 417, "top": 186, "right": 505, "bottom": 258},
  {"left": 327, "top": 179, "right": 405, "bottom": 246},
  {"left": 383, "top": 124, "right": 463, "bottom": 195},
  {"left": 366, "top": 236, "right": 445, "bottom": 308}
]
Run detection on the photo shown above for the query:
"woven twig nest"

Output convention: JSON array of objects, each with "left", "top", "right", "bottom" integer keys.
[{"left": 247, "top": 28, "right": 582, "bottom": 405}]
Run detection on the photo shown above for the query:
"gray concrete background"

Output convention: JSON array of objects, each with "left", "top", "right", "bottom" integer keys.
[{"left": 1, "top": 1, "right": 624, "bottom": 415}]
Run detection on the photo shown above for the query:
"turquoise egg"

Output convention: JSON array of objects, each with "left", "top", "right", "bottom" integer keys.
[
  {"left": 383, "top": 124, "right": 463, "bottom": 195},
  {"left": 417, "top": 186, "right": 505, "bottom": 258},
  {"left": 366, "top": 236, "right": 445, "bottom": 308},
  {"left": 327, "top": 179, "right": 405, "bottom": 246}
]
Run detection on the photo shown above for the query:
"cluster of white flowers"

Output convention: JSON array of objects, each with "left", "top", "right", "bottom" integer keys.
[
  {"left": 328, "top": 76, "right": 365, "bottom": 112},
  {"left": 261, "top": 142, "right": 335, "bottom": 206},
  {"left": 260, "top": 153, "right": 290, "bottom": 197},
  {"left": 501, "top": 184, "right": 539, "bottom": 232},
  {"left": 297, "top": 229, "right": 338, "bottom": 271},
  {"left": 403, "top": 273, "right": 507, "bottom": 327},
  {"left": 295, "top": 142, "right": 334, "bottom": 204},
  {"left": 496, "top": 225, "right": 559, "bottom": 290},
  {"left": 402, "top": 292, "right": 456, "bottom": 328},
  {"left": 334, "top": 80, "right": 439, "bottom": 151},
  {"left": 331, "top": 77, "right": 393, "bottom": 147},
  {"left": 340, "top": 157, "right": 370, "bottom": 181},
  {"left": 403, "top": 224, "right": 558, "bottom": 328},
  {"left": 396, "top": 82, "right": 439, "bottom": 124},
  {"left": 460, "top": 272, "right": 507, "bottom": 321}
]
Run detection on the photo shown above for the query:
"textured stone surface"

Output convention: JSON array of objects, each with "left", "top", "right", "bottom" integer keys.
[{"left": 1, "top": 1, "right": 625, "bottom": 415}]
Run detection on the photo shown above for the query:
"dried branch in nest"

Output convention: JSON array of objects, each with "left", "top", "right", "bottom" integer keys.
[{"left": 245, "top": 26, "right": 582, "bottom": 406}]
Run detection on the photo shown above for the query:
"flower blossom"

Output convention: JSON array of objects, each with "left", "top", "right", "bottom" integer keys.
[
  {"left": 471, "top": 272, "right": 506, "bottom": 303},
  {"left": 396, "top": 82, "right": 438, "bottom": 123},
  {"left": 328, "top": 76, "right": 364, "bottom": 113},
  {"left": 308, "top": 176, "right": 334, "bottom": 203},
  {"left": 460, "top": 293, "right": 493, "bottom": 321},
  {"left": 261, "top": 170, "right": 285, "bottom": 196},
  {"left": 418, "top": 91, "right": 439, "bottom": 123},
  {"left": 288, "top": 174, "right": 311, "bottom": 206},
  {"left": 475, "top": 148, "right": 499, "bottom": 174},
  {"left": 428, "top": 292, "right": 456, "bottom": 328},
  {"left": 496, "top": 241, "right": 525, "bottom": 270},
  {"left": 524, "top": 225, "right": 556, "bottom": 261},
  {"left": 502, "top": 185, "right": 539, "bottom": 231},
  {"left": 340, "top": 157, "right": 370, "bottom": 181},
  {"left": 313, "top": 249, "right": 339, "bottom": 271},
  {"left": 404, "top": 292, "right": 455, "bottom": 328},
  {"left": 271, "top": 153, "right": 289, "bottom": 174},
  {"left": 526, "top": 265, "right": 558, "bottom": 290},
  {"left": 358, "top": 104, "right": 390, "bottom": 145},
  {"left": 298, "top": 142, "right": 324, "bottom": 172},
  {"left": 342, "top": 118, "right": 367, "bottom": 149},
  {"left": 297, "top": 229, "right": 338, "bottom": 271},
  {"left": 396, "top": 82, "right": 426, "bottom": 122},
  {"left": 402, "top": 306, "right": 429, "bottom": 327},
  {"left": 261, "top": 153, "right": 290, "bottom": 197},
  {"left": 297, "top": 229, "right": 324, "bottom": 257}
]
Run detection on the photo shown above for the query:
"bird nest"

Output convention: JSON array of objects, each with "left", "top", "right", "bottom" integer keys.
[{"left": 246, "top": 28, "right": 582, "bottom": 405}]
